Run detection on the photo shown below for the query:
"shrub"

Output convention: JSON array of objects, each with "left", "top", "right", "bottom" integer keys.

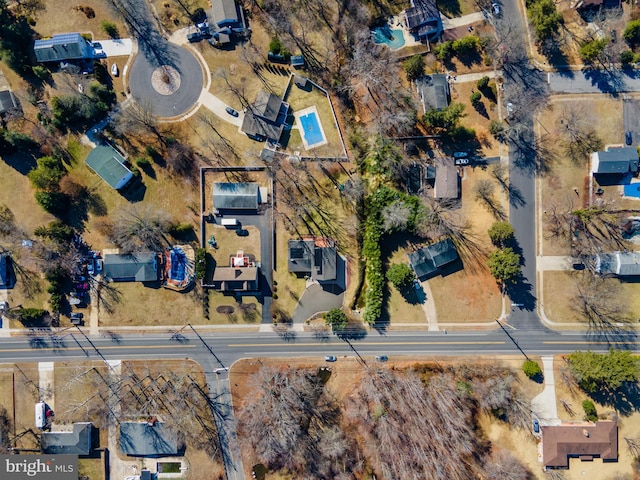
[
  {"left": 403, "top": 54, "right": 425, "bottom": 82},
  {"left": 489, "top": 120, "right": 504, "bottom": 137},
  {"left": 325, "top": 308, "right": 348, "bottom": 332},
  {"left": 269, "top": 36, "right": 283, "bottom": 55},
  {"left": 49, "top": 293, "right": 65, "bottom": 312},
  {"left": 477, "top": 76, "right": 490, "bottom": 90},
  {"left": 625, "top": 20, "right": 640, "bottom": 46},
  {"left": 190, "top": 7, "right": 206, "bottom": 22},
  {"left": 488, "top": 247, "right": 521, "bottom": 285},
  {"left": 453, "top": 36, "right": 479, "bottom": 55},
  {"left": 136, "top": 157, "right": 151, "bottom": 168},
  {"left": 387, "top": 263, "right": 414, "bottom": 290},
  {"left": 101, "top": 20, "right": 119, "bottom": 38},
  {"left": 523, "top": 360, "right": 542, "bottom": 379},
  {"left": 582, "top": 399, "right": 598, "bottom": 422},
  {"left": 579, "top": 38, "right": 608, "bottom": 63},
  {"left": 83, "top": 6, "right": 95, "bottom": 18},
  {"left": 27, "top": 16, "right": 36, "bottom": 26},
  {"left": 35, "top": 191, "right": 69, "bottom": 215},
  {"left": 169, "top": 223, "right": 193, "bottom": 236},
  {"left": 470, "top": 91, "right": 482, "bottom": 106},
  {"left": 621, "top": 50, "right": 635, "bottom": 64},
  {"left": 488, "top": 221, "right": 515, "bottom": 246},
  {"left": 19, "top": 308, "right": 46, "bottom": 324},
  {"left": 195, "top": 248, "right": 206, "bottom": 280},
  {"left": 433, "top": 40, "right": 453, "bottom": 60}
]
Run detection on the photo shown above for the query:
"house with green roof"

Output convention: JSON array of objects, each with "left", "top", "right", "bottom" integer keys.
[
  {"left": 85, "top": 145, "right": 134, "bottom": 190},
  {"left": 34, "top": 33, "right": 93, "bottom": 63},
  {"left": 408, "top": 238, "right": 459, "bottom": 281}
]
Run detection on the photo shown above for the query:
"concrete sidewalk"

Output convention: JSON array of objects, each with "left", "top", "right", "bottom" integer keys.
[
  {"left": 531, "top": 356, "right": 561, "bottom": 426},
  {"left": 537, "top": 256, "right": 573, "bottom": 271},
  {"left": 441, "top": 12, "right": 486, "bottom": 30},
  {"left": 199, "top": 90, "right": 244, "bottom": 127}
]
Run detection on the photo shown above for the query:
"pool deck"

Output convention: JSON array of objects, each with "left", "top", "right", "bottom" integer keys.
[{"left": 293, "top": 106, "right": 328, "bottom": 150}]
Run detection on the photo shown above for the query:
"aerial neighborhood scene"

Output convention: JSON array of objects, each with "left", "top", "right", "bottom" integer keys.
[{"left": 3, "top": 0, "right": 640, "bottom": 478}]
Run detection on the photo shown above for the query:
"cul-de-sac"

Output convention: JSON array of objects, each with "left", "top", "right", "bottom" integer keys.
[{"left": 1, "top": 0, "right": 640, "bottom": 478}]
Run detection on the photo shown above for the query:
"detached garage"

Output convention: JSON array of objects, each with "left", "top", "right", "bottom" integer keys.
[{"left": 85, "top": 145, "right": 134, "bottom": 190}]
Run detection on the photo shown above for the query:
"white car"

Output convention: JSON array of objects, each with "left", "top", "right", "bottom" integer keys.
[
  {"left": 492, "top": 3, "right": 500, "bottom": 15},
  {"left": 506, "top": 102, "right": 514, "bottom": 114}
]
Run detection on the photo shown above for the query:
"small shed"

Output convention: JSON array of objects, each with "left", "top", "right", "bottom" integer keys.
[
  {"left": 294, "top": 75, "right": 309, "bottom": 89},
  {"left": 290, "top": 55, "right": 305, "bottom": 68},
  {"left": 0, "top": 90, "right": 19, "bottom": 114},
  {"left": 85, "top": 145, "right": 134, "bottom": 191}
]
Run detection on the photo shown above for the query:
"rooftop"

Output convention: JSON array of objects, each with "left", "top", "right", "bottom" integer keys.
[
  {"left": 416, "top": 74, "right": 449, "bottom": 112},
  {"left": 405, "top": 0, "right": 442, "bottom": 39},
  {"left": 542, "top": 421, "right": 618, "bottom": 468},
  {"left": 591, "top": 147, "right": 639, "bottom": 175},
  {"left": 213, "top": 182, "right": 260, "bottom": 210},
  {"left": 288, "top": 237, "right": 337, "bottom": 281},
  {"left": 120, "top": 422, "right": 180, "bottom": 457},
  {"left": 0, "top": 90, "right": 18, "bottom": 114},
  {"left": 596, "top": 251, "right": 640, "bottom": 276},
  {"left": 434, "top": 157, "right": 459, "bottom": 200},
  {"left": 34, "top": 33, "right": 92, "bottom": 63},
  {"left": 210, "top": 0, "right": 240, "bottom": 27},
  {"left": 211, "top": 266, "right": 258, "bottom": 291},
  {"left": 41, "top": 422, "right": 93, "bottom": 456},
  {"left": 103, "top": 253, "right": 159, "bottom": 282},
  {"left": 408, "top": 238, "right": 459, "bottom": 280},
  {"left": 241, "top": 91, "right": 289, "bottom": 143},
  {"left": 85, "top": 145, "right": 134, "bottom": 190}
]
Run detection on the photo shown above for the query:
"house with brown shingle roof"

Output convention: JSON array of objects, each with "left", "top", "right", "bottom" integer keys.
[{"left": 542, "top": 421, "right": 618, "bottom": 469}]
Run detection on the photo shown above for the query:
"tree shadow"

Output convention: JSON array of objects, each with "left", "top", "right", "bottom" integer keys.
[
  {"left": 582, "top": 66, "right": 626, "bottom": 96},
  {"left": 437, "top": 0, "right": 462, "bottom": 17},
  {"left": 1, "top": 151, "right": 37, "bottom": 175},
  {"left": 588, "top": 381, "right": 640, "bottom": 416},
  {"left": 473, "top": 101, "right": 490, "bottom": 119},
  {"left": 505, "top": 272, "right": 536, "bottom": 312}
]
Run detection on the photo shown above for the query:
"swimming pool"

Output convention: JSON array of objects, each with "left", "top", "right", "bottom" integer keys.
[
  {"left": 624, "top": 183, "right": 640, "bottom": 198},
  {"left": 299, "top": 112, "right": 325, "bottom": 147},
  {"left": 372, "top": 26, "right": 405, "bottom": 50},
  {"left": 170, "top": 248, "right": 187, "bottom": 281}
]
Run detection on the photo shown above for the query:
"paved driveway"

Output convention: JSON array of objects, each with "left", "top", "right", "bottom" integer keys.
[
  {"left": 623, "top": 97, "right": 640, "bottom": 146},
  {"left": 98, "top": 39, "right": 133, "bottom": 57},
  {"left": 128, "top": 43, "right": 203, "bottom": 117}
]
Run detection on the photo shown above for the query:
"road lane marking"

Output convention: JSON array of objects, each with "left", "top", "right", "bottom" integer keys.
[
  {"left": 229, "top": 341, "right": 505, "bottom": 347},
  {"left": 0, "top": 344, "right": 197, "bottom": 353}
]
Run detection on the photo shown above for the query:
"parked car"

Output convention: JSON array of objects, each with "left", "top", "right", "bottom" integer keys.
[
  {"left": 626, "top": 131, "right": 633, "bottom": 145},
  {"left": 225, "top": 106, "right": 239, "bottom": 117},
  {"left": 87, "top": 261, "right": 95, "bottom": 275},
  {"left": 73, "top": 275, "right": 86, "bottom": 282},
  {"left": 533, "top": 419, "right": 540, "bottom": 433},
  {"left": 491, "top": 2, "right": 500, "bottom": 15},
  {"left": 187, "top": 31, "right": 202, "bottom": 43},
  {"left": 235, "top": 228, "right": 249, "bottom": 236},
  {"left": 375, "top": 355, "right": 388, "bottom": 362},
  {"left": 75, "top": 283, "right": 89, "bottom": 291},
  {"left": 324, "top": 355, "right": 337, "bottom": 362},
  {"left": 70, "top": 313, "right": 84, "bottom": 320},
  {"left": 95, "top": 259, "right": 103, "bottom": 273},
  {"left": 453, "top": 151, "right": 468, "bottom": 159},
  {"left": 454, "top": 158, "right": 470, "bottom": 166}
]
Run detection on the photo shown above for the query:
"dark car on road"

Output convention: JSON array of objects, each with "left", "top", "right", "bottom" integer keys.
[{"left": 626, "top": 131, "right": 633, "bottom": 145}]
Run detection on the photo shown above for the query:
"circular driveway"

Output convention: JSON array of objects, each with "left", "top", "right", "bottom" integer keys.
[{"left": 128, "top": 43, "right": 202, "bottom": 117}]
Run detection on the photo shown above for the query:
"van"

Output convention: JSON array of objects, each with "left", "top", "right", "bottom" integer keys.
[
  {"left": 35, "top": 402, "right": 46, "bottom": 429},
  {"left": 221, "top": 218, "right": 238, "bottom": 227}
]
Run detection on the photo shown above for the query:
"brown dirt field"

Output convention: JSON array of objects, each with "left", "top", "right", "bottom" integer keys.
[
  {"left": 543, "top": 271, "right": 583, "bottom": 324},
  {"left": 451, "top": 81, "right": 501, "bottom": 158},
  {"left": 538, "top": 96, "right": 624, "bottom": 256},
  {"left": 553, "top": 355, "right": 640, "bottom": 480},
  {"left": 99, "top": 281, "right": 204, "bottom": 326},
  {"left": 32, "top": 1, "right": 128, "bottom": 41}
]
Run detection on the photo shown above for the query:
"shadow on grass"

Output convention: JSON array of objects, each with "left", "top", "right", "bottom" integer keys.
[
  {"left": 588, "top": 382, "right": 640, "bottom": 416},
  {"left": 437, "top": 0, "right": 462, "bottom": 16}
]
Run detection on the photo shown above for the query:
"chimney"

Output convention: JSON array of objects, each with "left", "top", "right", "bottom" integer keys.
[{"left": 583, "top": 429, "right": 590, "bottom": 438}]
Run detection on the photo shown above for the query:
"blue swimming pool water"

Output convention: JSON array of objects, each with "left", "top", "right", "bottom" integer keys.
[
  {"left": 299, "top": 112, "right": 324, "bottom": 146},
  {"left": 372, "top": 26, "right": 405, "bottom": 50},
  {"left": 170, "top": 249, "right": 187, "bottom": 281},
  {"left": 624, "top": 183, "right": 640, "bottom": 198}
]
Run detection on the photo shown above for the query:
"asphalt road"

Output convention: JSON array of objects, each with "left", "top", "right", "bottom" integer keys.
[
  {"left": 548, "top": 69, "right": 640, "bottom": 94},
  {"left": 623, "top": 96, "right": 640, "bottom": 146},
  {"left": 128, "top": 42, "right": 203, "bottom": 117},
  {"left": 3, "top": 329, "right": 638, "bottom": 366}
]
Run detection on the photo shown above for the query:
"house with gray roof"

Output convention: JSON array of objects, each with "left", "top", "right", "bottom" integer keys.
[
  {"left": 120, "top": 421, "right": 181, "bottom": 457},
  {"left": 408, "top": 238, "right": 459, "bottom": 280},
  {"left": 595, "top": 251, "right": 640, "bottom": 277},
  {"left": 85, "top": 145, "right": 134, "bottom": 191},
  {"left": 288, "top": 237, "right": 338, "bottom": 281},
  {"left": 416, "top": 74, "right": 449, "bottom": 112},
  {"left": 590, "top": 147, "right": 639, "bottom": 176},
  {"left": 103, "top": 253, "right": 159, "bottom": 283},
  {"left": 34, "top": 33, "right": 93, "bottom": 63},
  {"left": 210, "top": 0, "right": 241, "bottom": 29},
  {"left": 213, "top": 182, "right": 260, "bottom": 211},
  {"left": 0, "top": 90, "right": 19, "bottom": 115},
  {"left": 241, "top": 91, "right": 289, "bottom": 143},
  {"left": 434, "top": 157, "right": 460, "bottom": 201},
  {"left": 405, "top": 0, "right": 442, "bottom": 42},
  {"left": 41, "top": 422, "right": 94, "bottom": 456}
]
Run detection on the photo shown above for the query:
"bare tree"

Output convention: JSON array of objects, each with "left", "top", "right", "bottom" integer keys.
[
  {"left": 557, "top": 104, "right": 603, "bottom": 164},
  {"left": 113, "top": 99, "right": 166, "bottom": 147},
  {"left": 483, "top": 448, "right": 534, "bottom": 480},
  {"left": 381, "top": 200, "right": 412, "bottom": 232},
  {"left": 574, "top": 274, "right": 633, "bottom": 337},
  {"left": 108, "top": 205, "right": 172, "bottom": 253},
  {"left": 474, "top": 179, "right": 505, "bottom": 220}
]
